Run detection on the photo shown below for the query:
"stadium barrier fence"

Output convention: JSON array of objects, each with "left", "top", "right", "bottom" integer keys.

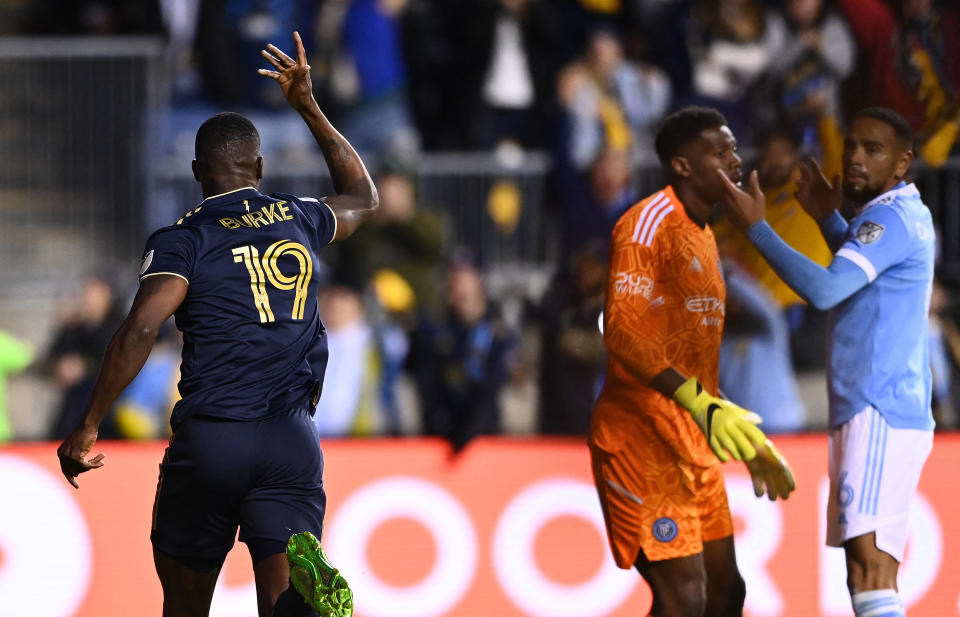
[{"left": 2, "top": 38, "right": 959, "bottom": 291}]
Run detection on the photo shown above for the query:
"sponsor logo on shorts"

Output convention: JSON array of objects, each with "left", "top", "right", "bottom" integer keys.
[
  {"left": 856, "top": 221, "right": 884, "bottom": 244},
  {"left": 653, "top": 517, "right": 678, "bottom": 542}
]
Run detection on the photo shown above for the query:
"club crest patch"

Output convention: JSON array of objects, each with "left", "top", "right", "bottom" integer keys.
[
  {"left": 856, "top": 221, "right": 884, "bottom": 244},
  {"left": 140, "top": 249, "right": 154, "bottom": 275},
  {"left": 653, "top": 517, "right": 678, "bottom": 542}
]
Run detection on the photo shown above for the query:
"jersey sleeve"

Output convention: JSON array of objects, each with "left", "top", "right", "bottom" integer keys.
[
  {"left": 603, "top": 223, "right": 670, "bottom": 382},
  {"left": 299, "top": 196, "right": 338, "bottom": 246},
  {"left": 139, "top": 227, "right": 196, "bottom": 283},
  {"left": 835, "top": 205, "right": 912, "bottom": 283}
]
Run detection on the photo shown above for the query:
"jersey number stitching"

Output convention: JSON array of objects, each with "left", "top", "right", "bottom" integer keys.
[{"left": 232, "top": 240, "right": 313, "bottom": 322}]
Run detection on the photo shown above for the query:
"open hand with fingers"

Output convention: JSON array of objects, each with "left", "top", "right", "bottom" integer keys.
[
  {"left": 717, "top": 169, "right": 766, "bottom": 231},
  {"left": 794, "top": 157, "right": 842, "bottom": 222},
  {"left": 57, "top": 425, "right": 105, "bottom": 489},
  {"left": 672, "top": 377, "right": 768, "bottom": 463},
  {"left": 745, "top": 439, "right": 796, "bottom": 501},
  {"left": 258, "top": 31, "right": 316, "bottom": 113}
]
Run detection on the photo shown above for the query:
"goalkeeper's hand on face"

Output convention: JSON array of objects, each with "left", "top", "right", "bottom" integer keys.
[{"left": 671, "top": 377, "right": 767, "bottom": 462}]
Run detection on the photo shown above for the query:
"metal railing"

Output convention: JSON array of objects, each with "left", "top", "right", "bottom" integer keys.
[
  {"left": 0, "top": 37, "right": 166, "bottom": 294},
  {"left": 1, "top": 36, "right": 959, "bottom": 291}
]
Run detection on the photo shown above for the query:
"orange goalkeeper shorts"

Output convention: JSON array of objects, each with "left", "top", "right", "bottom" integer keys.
[{"left": 589, "top": 434, "right": 733, "bottom": 567}]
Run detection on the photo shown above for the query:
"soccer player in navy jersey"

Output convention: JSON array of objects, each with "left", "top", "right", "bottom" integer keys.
[{"left": 56, "top": 32, "right": 375, "bottom": 617}]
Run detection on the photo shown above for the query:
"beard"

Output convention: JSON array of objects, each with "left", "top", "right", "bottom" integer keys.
[{"left": 842, "top": 181, "right": 884, "bottom": 206}]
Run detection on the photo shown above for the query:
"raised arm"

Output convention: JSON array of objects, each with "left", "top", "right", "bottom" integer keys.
[
  {"left": 57, "top": 274, "right": 187, "bottom": 488},
  {"left": 259, "top": 31, "right": 378, "bottom": 243},
  {"left": 718, "top": 170, "right": 870, "bottom": 310},
  {"left": 795, "top": 158, "right": 848, "bottom": 252}
]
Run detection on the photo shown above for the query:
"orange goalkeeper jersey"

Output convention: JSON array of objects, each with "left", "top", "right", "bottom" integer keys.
[{"left": 590, "top": 186, "right": 726, "bottom": 468}]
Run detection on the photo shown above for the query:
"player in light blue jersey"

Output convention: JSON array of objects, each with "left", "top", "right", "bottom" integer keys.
[{"left": 717, "top": 107, "right": 934, "bottom": 617}]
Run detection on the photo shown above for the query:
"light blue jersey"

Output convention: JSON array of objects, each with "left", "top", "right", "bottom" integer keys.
[
  {"left": 719, "top": 262, "right": 806, "bottom": 433},
  {"left": 829, "top": 182, "right": 935, "bottom": 429}
]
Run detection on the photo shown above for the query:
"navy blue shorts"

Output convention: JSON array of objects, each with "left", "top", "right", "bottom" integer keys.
[{"left": 150, "top": 407, "right": 325, "bottom": 571}]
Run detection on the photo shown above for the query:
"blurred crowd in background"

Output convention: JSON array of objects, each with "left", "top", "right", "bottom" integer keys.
[{"left": 0, "top": 0, "right": 959, "bottom": 449}]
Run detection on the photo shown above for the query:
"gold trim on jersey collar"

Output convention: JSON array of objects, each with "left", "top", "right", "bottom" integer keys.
[{"left": 199, "top": 186, "right": 259, "bottom": 205}]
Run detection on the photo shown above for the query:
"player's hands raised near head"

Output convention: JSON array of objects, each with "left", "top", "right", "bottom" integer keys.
[
  {"left": 745, "top": 439, "right": 796, "bottom": 501},
  {"left": 795, "top": 157, "right": 842, "bottom": 222},
  {"left": 258, "top": 31, "right": 316, "bottom": 113},
  {"left": 717, "top": 169, "right": 766, "bottom": 231},
  {"left": 57, "top": 425, "right": 105, "bottom": 489}
]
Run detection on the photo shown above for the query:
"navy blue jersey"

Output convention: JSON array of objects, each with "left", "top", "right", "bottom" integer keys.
[{"left": 139, "top": 187, "right": 336, "bottom": 425}]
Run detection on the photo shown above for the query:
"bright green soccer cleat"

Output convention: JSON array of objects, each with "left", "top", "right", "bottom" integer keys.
[{"left": 286, "top": 531, "right": 353, "bottom": 617}]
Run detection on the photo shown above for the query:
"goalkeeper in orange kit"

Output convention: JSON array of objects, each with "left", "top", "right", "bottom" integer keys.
[{"left": 589, "top": 107, "right": 795, "bottom": 617}]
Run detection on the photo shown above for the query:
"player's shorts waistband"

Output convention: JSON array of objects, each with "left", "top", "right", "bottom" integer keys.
[{"left": 172, "top": 398, "right": 313, "bottom": 429}]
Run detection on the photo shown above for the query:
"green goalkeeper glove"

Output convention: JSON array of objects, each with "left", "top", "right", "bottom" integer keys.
[
  {"left": 672, "top": 377, "right": 767, "bottom": 462},
  {"left": 745, "top": 439, "right": 796, "bottom": 501}
]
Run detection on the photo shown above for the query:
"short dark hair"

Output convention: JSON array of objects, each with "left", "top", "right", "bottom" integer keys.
[
  {"left": 852, "top": 107, "right": 913, "bottom": 150},
  {"left": 195, "top": 112, "right": 260, "bottom": 164},
  {"left": 654, "top": 107, "right": 728, "bottom": 167}
]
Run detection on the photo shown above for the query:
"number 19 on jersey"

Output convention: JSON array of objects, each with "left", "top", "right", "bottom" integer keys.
[{"left": 232, "top": 240, "right": 313, "bottom": 323}]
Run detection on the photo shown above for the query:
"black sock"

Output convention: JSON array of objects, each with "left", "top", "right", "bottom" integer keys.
[{"left": 272, "top": 585, "right": 318, "bottom": 617}]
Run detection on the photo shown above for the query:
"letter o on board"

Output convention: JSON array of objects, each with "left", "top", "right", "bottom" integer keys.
[
  {"left": 0, "top": 454, "right": 92, "bottom": 617},
  {"left": 492, "top": 478, "right": 636, "bottom": 617},
  {"left": 327, "top": 476, "right": 478, "bottom": 617}
]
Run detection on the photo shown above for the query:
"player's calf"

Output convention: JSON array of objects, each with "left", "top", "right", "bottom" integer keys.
[
  {"left": 704, "top": 571, "right": 745, "bottom": 617},
  {"left": 648, "top": 582, "right": 707, "bottom": 617},
  {"left": 845, "top": 535, "right": 903, "bottom": 617},
  {"left": 637, "top": 556, "right": 708, "bottom": 617}
]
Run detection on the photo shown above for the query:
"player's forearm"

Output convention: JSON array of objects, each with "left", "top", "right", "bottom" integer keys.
[
  {"left": 748, "top": 221, "right": 867, "bottom": 310},
  {"left": 298, "top": 102, "right": 375, "bottom": 201},
  {"left": 819, "top": 210, "right": 849, "bottom": 252},
  {"left": 605, "top": 341, "right": 683, "bottom": 397},
  {"left": 648, "top": 367, "right": 688, "bottom": 398},
  {"left": 78, "top": 319, "right": 158, "bottom": 431},
  {"left": 604, "top": 306, "right": 683, "bottom": 394}
]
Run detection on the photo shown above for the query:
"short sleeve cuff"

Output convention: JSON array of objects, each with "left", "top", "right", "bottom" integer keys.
[
  {"left": 836, "top": 248, "right": 877, "bottom": 282},
  {"left": 301, "top": 196, "right": 338, "bottom": 244},
  {"left": 140, "top": 271, "right": 189, "bottom": 284}
]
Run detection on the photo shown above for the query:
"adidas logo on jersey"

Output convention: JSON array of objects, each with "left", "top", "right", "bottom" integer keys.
[{"left": 689, "top": 256, "right": 703, "bottom": 272}]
